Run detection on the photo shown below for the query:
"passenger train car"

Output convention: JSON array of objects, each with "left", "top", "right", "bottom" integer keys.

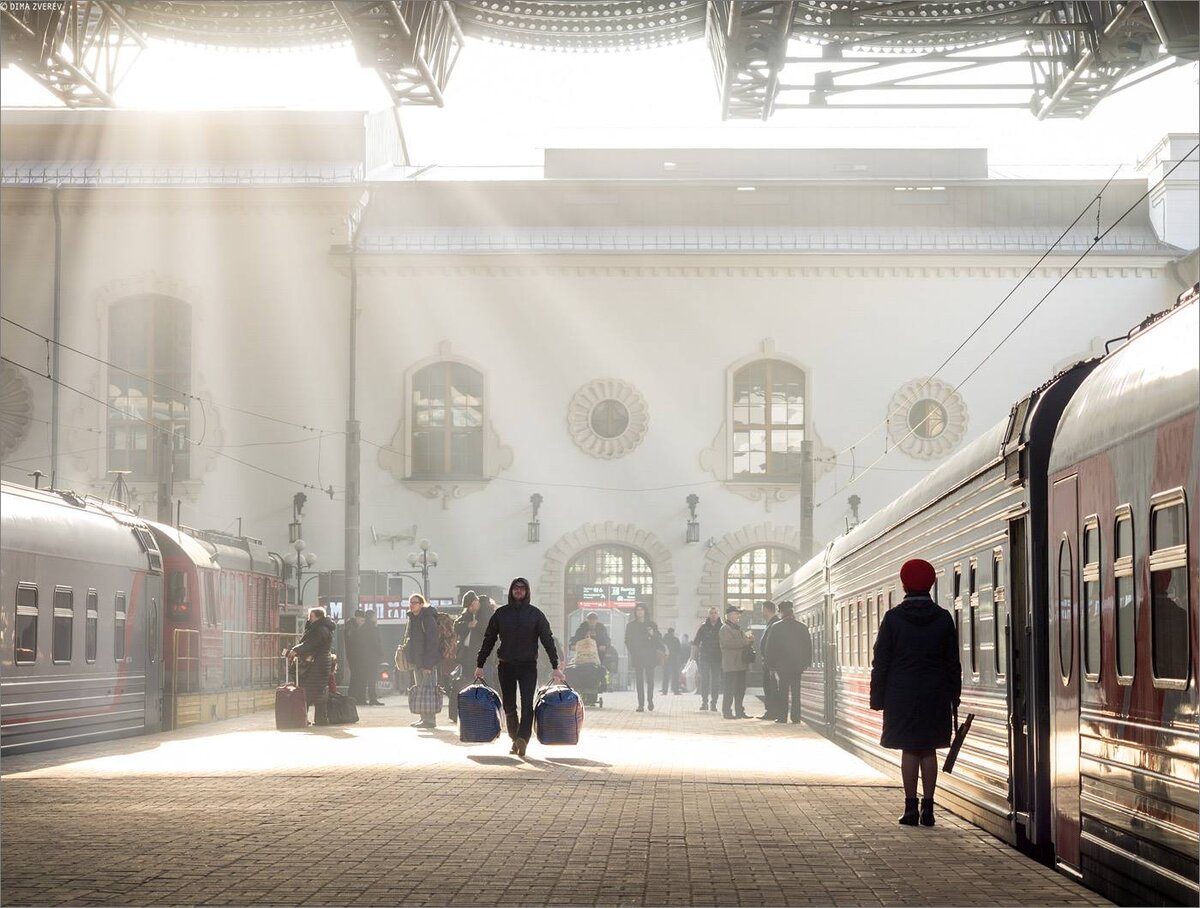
[
  {"left": 774, "top": 287, "right": 1198, "bottom": 906},
  {"left": 1, "top": 482, "right": 289, "bottom": 754},
  {"left": 0, "top": 483, "right": 165, "bottom": 753}
]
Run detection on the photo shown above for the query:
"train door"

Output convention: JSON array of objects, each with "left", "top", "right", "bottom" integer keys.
[
  {"left": 1049, "top": 475, "right": 1082, "bottom": 873},
  {"left": 144, "top": 575, "right": 164, "bottom": 732},
  {"left": 1006, "top": 517, "right": 1033, "bottom": 842}
]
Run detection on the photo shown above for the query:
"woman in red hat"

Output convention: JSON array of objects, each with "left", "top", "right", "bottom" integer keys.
[{"left": 870, "top": 558, "right": 961, "bottom": 827}]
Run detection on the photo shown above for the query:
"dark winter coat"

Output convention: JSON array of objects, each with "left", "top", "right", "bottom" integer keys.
[
  {"left": 353, "top": 619, "right": 383, "bottom": 671},
  {"left": 478, "top": 580, "right": 558, "bottom": 668},
  {"left": 292, "top": 616, "right": 336, "bottom": 703},
  {"left": 404, "top": 606, "right": 442, "bottom": 671},
  {"left": 455, "top": 601, "right": 495, "bottom": 667},
  {"left": 571, "top": 620, "right": 612, "bottom": 653},
  {"left": 869, "top": 592, "right": 961, "bottom": 750},
  {"left": 663, "top": 632, "right": 682, "bottom": 665},
  {"left": 625, "top": 619, "right": 664, "bottom": 669},
  {"left": 763, "top": 617, "right": 813, "bottom": 673},
  {"left": 693, "top": 619, "right": 723, "bottom": 664}
]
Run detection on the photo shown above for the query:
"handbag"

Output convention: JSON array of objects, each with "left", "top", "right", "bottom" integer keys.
[{"left": 408, "top": 678, "right": 444, "bottom": 715}]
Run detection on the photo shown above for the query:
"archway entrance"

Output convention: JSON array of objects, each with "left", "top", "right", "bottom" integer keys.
[{"left": 564, "top": 544, "right": 654, "bottom": 683}]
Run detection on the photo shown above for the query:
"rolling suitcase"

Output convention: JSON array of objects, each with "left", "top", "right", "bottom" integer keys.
[
  {"left": 276, "top": 657, "right": 307, "bottom": 730},
  {"left": 533, "top": 683, "right": 584, "bottom": 745},
  {"left": 457, "top": 682, "right": 503, "bottom": 743}
]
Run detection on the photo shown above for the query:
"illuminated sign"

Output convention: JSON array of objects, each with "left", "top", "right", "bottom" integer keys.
[{"left": 575, "top": 585, "right": 640, "bottom": 609}]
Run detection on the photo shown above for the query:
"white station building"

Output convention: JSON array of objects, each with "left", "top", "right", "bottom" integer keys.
[{"left": 1, "top": 110, "right": 1195, "bottom": 646}]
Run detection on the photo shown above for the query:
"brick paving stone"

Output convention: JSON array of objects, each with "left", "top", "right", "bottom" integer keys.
[{"left": 1, "top": 689, "right": 1109, "bottom": 907}]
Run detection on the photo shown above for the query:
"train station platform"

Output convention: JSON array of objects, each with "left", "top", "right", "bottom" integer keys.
[{"left": 1, "top": 690, "right": 1107, "bottom": 907}]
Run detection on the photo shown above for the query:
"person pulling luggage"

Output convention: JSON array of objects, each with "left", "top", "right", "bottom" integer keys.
[{"left": 474, "top": 577, "right": 563, "bottom": 757}]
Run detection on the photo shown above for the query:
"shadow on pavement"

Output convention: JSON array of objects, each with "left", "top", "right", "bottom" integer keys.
[{"left": 468, "top": 755, "right": 523, "bottom": 766}]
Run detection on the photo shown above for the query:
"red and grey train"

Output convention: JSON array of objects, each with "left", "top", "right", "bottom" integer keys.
[
  {"left": 1, "top": 482, "right": 285, "bottom": 755},
  {"left": 774, "top": 287, "right": 1198, "bottom": 905}
]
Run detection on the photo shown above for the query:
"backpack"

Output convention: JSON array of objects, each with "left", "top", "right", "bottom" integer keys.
[{"left": 436, "top": 612, "right": 458, "bottom": 661}]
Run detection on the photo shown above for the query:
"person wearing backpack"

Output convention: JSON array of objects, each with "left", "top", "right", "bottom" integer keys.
[{"left": 474, "top": 577, "right": 563, "bottom": 757}]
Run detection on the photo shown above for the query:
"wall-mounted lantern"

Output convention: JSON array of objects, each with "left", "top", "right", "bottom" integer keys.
[
  {"left": 686, "top": 493, "right": 700, "bottom": 544},
  {"left": 528, "top": 492, "right": 543, "bottom": 543}
]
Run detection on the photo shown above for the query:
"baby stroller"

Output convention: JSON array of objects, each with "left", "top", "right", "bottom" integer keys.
[{"left": 565, "top": 661, "right": 606, "bottom": 709}]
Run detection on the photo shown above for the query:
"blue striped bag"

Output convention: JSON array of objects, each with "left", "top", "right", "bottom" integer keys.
[
  {"left": 457, "top": 682, "right": 502, "bottom": 743},
  {"left": 534, "top": 683, "right": 584, "bottom": 745}
]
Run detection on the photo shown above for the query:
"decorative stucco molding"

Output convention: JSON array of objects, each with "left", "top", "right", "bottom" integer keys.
[
  {"left": 0, "top": 360, "right": 34, "bottom": 459},
  {"left": 377, "top": 341, "right": 513, "bottom": 505},
  {"left": 694, "top": 524, "right": 805, "bottom": 622},
  {"left": 885, "top": 376, "right": 969, "bottom": 460},
  {"left": 566, "top": 377, "right": 649, "bottom": 460},
  {"left": 538, "top": 522, "right": 678, "bottom": 635}
]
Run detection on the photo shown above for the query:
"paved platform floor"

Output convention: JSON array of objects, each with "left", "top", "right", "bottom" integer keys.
[{"left": 2, "top": 689, "right": 1108, "bottom": 907}]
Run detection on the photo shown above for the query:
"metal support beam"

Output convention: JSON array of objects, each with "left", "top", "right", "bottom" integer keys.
[
  {"left": 708, "top": 1, "right": 796, "bottom": 120},
  {"left": 333, "top": 0, "right": 464, "bottom": 108},
  {"left": 0, "top": 0, "right": 145, "bottom": 108}
]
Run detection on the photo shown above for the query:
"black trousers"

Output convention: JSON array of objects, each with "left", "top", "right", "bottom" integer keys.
[
  {"left": 776, "top": 671, "right": 803, "bottom": 722},
  {"left": 348, "top": 663, "right": 377, "bottom": 704},
  {"left": 498, "top": 660, "right": 538, "bottom": 741},
  {"left": 633, "top": 665, "right": 656, "bottom": 707},
  {"left": 722, "top": 670, "right": 747, "bottom": 717},
  {"left": 762, "top": 668, "right": 779, "bottom": 716}
]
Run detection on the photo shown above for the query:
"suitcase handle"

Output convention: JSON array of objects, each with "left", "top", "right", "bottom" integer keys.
[{"left": 282, "top": 653, "right": 299, "bottom": 686}]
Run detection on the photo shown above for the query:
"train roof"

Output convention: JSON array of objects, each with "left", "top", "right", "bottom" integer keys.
[
  {"left": 143, "top": 521, "right": 217, "bottom": 569},
  {"left": 143, "top": 521, "right": 275, "bottom": 575},
  {"left": 1049, "top": 295, "right": 1199, "bottom": 474},
  {"left": 0, "top": 481, "right": 157, "bottom": 570}
]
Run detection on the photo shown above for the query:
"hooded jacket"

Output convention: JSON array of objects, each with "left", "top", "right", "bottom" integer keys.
[
  {"left": 477, "top": 578, "right": 558, "bottom": 668},
  {"left": 404, "top": 605, "right": 442, "bottom": 671}
]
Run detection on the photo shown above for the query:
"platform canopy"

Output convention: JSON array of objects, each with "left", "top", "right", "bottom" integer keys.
[{"left": 1, "top": 1, "right": 1195, "bottom": 115}]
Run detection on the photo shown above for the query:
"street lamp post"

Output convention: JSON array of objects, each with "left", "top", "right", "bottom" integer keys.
[
  {"left": 406, "top": 538, "right": 439, "bottom": 597},
  {"left": 285, "top": 538, "right": 318, "bottom": 609}
]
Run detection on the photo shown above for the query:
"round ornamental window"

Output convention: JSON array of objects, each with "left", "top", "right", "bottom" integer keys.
[
  {"left": 589, "top": 400, "right": 630, "bottom": 439},
  {"left": 886, "top": 377, "right": 968, "bottom": 460},
  {"left": 908, "top": 398, "right": 949, "bottom": 439},
  {"left": 568, "top": 378, "right": 649, "bottom": 460}
]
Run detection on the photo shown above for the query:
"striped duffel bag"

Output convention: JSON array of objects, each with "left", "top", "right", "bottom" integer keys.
[
  {"left": 407, "top": 680, "right": 443, "bottom": 715},
  {"left": 533, "top": 683, "right": 584, "bottom": 745},
  {"left": 457, "top": 682, "right": 502, "bottom": 743}
]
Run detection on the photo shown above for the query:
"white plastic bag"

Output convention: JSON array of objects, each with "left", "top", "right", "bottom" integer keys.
[{"left": 681, "top": 658, "right": 698, "bottom": 692}]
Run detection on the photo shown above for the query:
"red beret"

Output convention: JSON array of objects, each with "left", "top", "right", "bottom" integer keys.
[{"left": 900, "top": 559, "right": 937, "bottom": 592}]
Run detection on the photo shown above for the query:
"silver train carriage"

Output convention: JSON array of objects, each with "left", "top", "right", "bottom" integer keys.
[
  {"left": 1, "top": 482, "right": 165, "bottom": 755},
  {"left": 773, "top": 288, "right": 1198, "bottom": 906}
]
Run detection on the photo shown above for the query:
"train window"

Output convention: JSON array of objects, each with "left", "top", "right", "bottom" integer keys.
[
  {"left": 953, "top": 565, "right": 962, "bottom": 656},
  {"left": 968, "top": 559, "right": 978, "bottom": 675},
  {"left": 1057, "top": 537, "right": 1074, "bottom": 683},
  {"left": 993, "top": 551, "right": 1006, "bottom": 678},
  {"left": 858, "top": 600, "right": 866, "bottom": 669},
  {"left": 1082, "top": 521, "right": 1101, "bottom": 681},
  {"left": 1114, "top": 511, "right": 1135, "bottom": 681},
  {"left": 85, "top": 591, "right": 99, "bottom": 664},
  {"left": 867, "top": 598, "right": 876, "bottom": 657},
  {"left": 204, "top": 572, "right": 218, "bottom": 626},
  {"left": 1150, "top": 499, "right": 1189, "bottom": 685},
  {"left": 887, "top": 589, "right": 894, "bottom": 610},
  {"left": 114, "top": 592, "right": 127, "bottom": 662},
  {"left": 15, "top": 584, "right": 38, "bottom": 665},
  {"left": 52, "top": 587, "right": 73, "bottom": 664},
  {"left": 168, "top": 570, "right": 190, "bottom": 622}
]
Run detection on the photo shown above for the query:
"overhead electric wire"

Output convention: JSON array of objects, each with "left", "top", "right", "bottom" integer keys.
[
  {"left": 815, "top": 142, "right": 1199, "bottom": 511},
  {"left": 828, "top": 162, "right": 1126, "bottom": 463}
]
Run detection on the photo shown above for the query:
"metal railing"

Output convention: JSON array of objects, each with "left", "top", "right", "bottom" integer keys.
[{"left": 170, "top": 628, "right": 300, "bottom": 700}]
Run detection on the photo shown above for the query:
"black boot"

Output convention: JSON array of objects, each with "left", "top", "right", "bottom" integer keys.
[
  {"left": 920, "top": 798, "right": 935, "bottom": 827},
  {"left": 899, "top": 798, "right": 920, "bottom": 826}
]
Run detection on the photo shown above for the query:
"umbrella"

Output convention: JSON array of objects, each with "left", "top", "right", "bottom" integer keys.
[{"left": 942, "top": 706, "right": 975, "bottom": 774}]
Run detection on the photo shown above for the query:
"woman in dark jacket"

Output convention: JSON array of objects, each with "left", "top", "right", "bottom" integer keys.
[
  {"left": 288, "top": 607, "right": 336, "bottom": 726},
  {"left": 624, "top": 604, "right": 664, "bottom": 713},
  {"left": 870, "top": 559, "right": 962, "bottom": 827}
]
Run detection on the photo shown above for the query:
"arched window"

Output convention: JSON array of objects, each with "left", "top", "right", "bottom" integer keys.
[
  {"left": 732, "top": 359, "right": 805, "bottom": 479},
  {"left": 411, "top": 361, "right": 484, "bottom": 478},
  {"left": 724, "top": 546, "right": 801, "bottom": 622},
  {"left": 107, "top": 296, "right": 191, "bottom": 480},
  {"left": 564, "top": 545, "right": 654, "bottom": 658}
]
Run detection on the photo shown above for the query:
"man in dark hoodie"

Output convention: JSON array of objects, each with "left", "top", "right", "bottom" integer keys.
[
  {"left": 870, "top": 558, "right": 961, "bottom": 828},
  {"left": 475, "top": 577, "right": 563, "bottom": 756}
]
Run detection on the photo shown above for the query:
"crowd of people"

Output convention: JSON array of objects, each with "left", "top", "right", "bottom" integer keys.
[{"left": 284, "top": 559, "right": 962, "bottom": 823}]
